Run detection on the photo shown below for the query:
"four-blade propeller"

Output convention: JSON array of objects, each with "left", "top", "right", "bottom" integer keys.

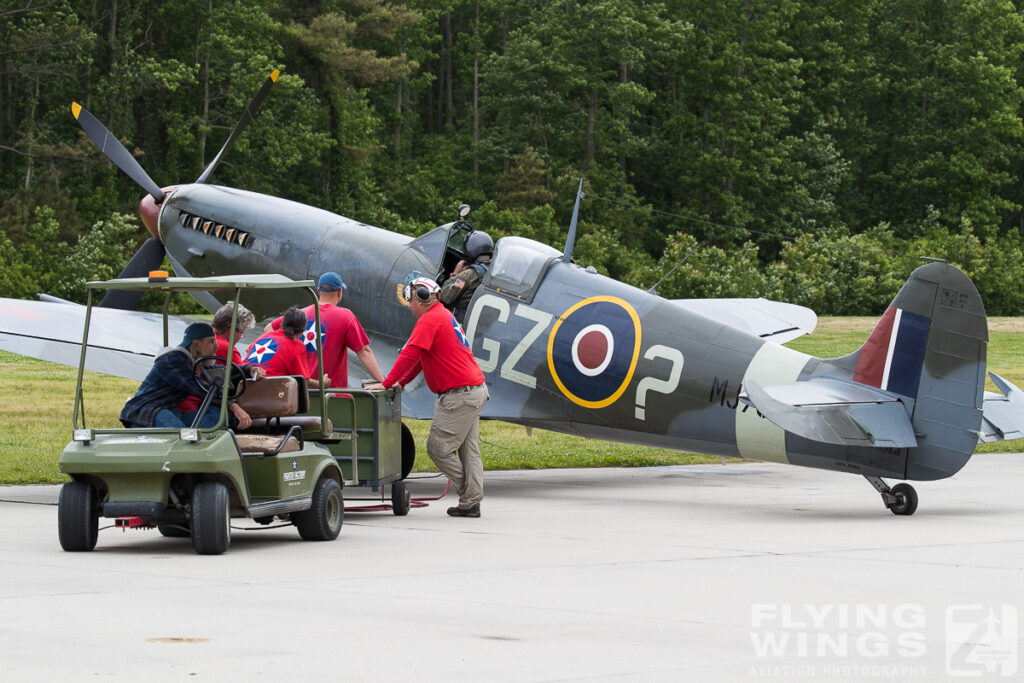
[{"left": 70, "top": 70, "right": 281, "bottom": 309}]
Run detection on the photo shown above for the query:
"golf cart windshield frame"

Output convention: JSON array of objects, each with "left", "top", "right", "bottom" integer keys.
[{"left": 73, "top": 275, "right": 325, "bottom": 437}]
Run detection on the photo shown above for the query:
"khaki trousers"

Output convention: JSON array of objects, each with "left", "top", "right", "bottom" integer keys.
[{"left": 426, "top": 384, "right": 489, "bottom": 508}]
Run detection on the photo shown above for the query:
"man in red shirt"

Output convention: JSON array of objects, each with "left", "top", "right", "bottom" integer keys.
[
  {"left": 367, "top": 277, "right": 488, "bottom": 518},
  {"left": 265, "top": 272, "right": 383, "bottom": 388}
]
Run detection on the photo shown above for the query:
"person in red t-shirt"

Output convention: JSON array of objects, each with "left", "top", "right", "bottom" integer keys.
[
  {"left": 367, "top": 276, "right": 488, "bottom": 518},
  {"left": 246, "top": 307, "right": 328, "bottom": 387},
  {"left": 265, "top": 271, "right": 383, "bottom": 388},
  {"left": 175, "top": 301, "right": 263, "bottom": 429}
]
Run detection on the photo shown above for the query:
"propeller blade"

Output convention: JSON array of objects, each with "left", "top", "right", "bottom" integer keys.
[
  {"left": 71, "top": 102, "right": 166, "bottom": 203},
  {"left": 195, "top": 69, "right": 280, "bottom": 184},
  {"left": 98, "top": 237, "right": 167, "bottom": 310}
]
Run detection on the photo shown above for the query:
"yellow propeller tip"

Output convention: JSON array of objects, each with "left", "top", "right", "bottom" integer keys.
[
  {"left": 71, "top": 102, "right": 82, "bottom": 119},
  {"left": 270, "top": 70, "right": 280, "bottom": 82}
]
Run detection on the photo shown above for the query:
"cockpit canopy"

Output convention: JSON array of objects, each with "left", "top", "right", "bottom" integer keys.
[
  {"left": 487, "top": 237, "right": 561, "bottom": 301},
  {"left": 411, "top": 225, "right": 560, "bottom": 302}
]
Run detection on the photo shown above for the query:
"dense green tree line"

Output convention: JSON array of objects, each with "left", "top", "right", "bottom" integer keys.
[{"left": 3, "top": 0, "right": 1024, "bottom": 314}]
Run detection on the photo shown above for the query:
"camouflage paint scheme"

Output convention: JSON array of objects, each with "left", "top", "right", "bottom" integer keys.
[{"left": 153, "top": 184, "right": 1016, "bottom": 490}]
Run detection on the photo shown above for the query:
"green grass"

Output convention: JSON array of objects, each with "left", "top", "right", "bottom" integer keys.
[
  {"left": 0, "top": 351, "right": 718, "bottom": 484},
  {"left": 2, "top": 316, "right": 1022, "bottom": 484}
]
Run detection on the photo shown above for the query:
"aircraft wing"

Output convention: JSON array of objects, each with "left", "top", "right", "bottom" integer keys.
[
  {"left": 978, "top": 372, "right": 1024, "bottom": 443},
  {"left": 670, "top": 298, "right": 816, "bottom": 343},
  {"left": 743, "top": 378, "right": 918, "bottom": 448},
  {"left": 0, "top": 297, "right": 187, "bottom": 381}
]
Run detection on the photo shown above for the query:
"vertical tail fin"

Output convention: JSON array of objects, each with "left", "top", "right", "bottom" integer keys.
[{"left": 842, "top": 262, "right": 987, "bottom": 479}]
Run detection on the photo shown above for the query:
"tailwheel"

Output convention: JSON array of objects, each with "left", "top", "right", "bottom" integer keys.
[
  {"left": 864, "top": 476, "right": 919, "bottom": 516},
  {"left": 887, "top": 483, "right": 918, "bottom": 516}
]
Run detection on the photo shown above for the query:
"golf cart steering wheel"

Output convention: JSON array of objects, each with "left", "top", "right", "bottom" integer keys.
[{"left": 192, "top": 355, "right": 248, "bottom": 401}]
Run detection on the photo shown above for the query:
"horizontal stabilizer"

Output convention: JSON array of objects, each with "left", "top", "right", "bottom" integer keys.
[
  {"left": 671, "top": 298, "right": 816, "bottom": 343},
  {"left": 744, "top": 378, "right": 917, "bottom": 448},
  {"left": 978, "top": 372, "right": 1024, "bottom": 443}
]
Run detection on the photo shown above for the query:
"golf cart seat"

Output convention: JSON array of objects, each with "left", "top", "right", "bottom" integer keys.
[
  {"left": 234, "top": 375, "right": 332, "bottom": 435},
  {"left": 234, "top": 432, "right": 301, "bottom": 455}
]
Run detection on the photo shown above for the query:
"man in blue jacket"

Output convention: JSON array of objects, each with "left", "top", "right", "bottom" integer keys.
[{"left": 120, "top": 322, "right": 253, "bottom": 429}]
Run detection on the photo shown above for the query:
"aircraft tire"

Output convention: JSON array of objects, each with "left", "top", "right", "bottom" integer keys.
[
  {"left": 294, "top": 477, "right": 343, "bottom": 541},
  {"left": 157, "top": 524, "right": 190, "bottom": 538},
  {"left": 400, "top": 422, "right": 416, "bottom": 479},
  {"left": 58, "top": 481, "right": 98, "bottom": 552},
  {"left": 191, "top": 482, "right": 231, "bottom": 554},
  {"left": 888, "top": 483, "right": 918, "bottom": 516},
  {"left": 391, "top": 480, "right": 411, "bottom": 516}
]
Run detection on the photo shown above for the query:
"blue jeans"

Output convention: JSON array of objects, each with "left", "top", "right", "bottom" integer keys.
[{"left": 154, "top": 405, "right": 221, "bottom": 429}]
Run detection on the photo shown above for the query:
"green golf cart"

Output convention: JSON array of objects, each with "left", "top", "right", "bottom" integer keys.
[{"left": 58, "top": 274, "right": 351, "bottom": 555}]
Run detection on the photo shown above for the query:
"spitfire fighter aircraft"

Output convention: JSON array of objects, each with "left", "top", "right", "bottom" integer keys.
[{"left": 3, "top": 71, "right": 1024, "bottom": 516}]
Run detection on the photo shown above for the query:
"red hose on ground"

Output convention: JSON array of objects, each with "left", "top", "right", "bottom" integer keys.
[{"left": 343, "top": 479, "right": 451, "bottom": 513}]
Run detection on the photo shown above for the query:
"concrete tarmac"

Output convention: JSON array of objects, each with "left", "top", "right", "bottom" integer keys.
[{"left": 1, "top": 456, "right": 1022, "bottom": 682}]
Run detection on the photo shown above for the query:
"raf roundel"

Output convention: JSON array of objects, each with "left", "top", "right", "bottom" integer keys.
[{"left": 547, "top": 296, "right": 642, "bottom": 408}]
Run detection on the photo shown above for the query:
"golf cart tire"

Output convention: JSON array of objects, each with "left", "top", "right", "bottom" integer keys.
[
  {"left": 58, "top": 481, "right": 98, "bottom": 552},
  {"left": 294, "top": 477, "right": 343, "bottom": 541},
  {"left": 191, "top": 482, "right": 231, "bottom": 555},
  {"left": 158, "top": 524, "right": 190, "bottom": 538}
]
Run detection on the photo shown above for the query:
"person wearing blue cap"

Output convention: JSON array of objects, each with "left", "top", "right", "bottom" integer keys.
[
  {"left": 264, "top": 271, "right": 383, "bottom": 388},
  {"left": 120, "top": 322, "right": 252, "bottom": 429}
]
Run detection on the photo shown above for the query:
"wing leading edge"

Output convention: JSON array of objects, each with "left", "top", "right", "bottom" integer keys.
[{"left": 0, "top": 297, "right": 188, "bottom": 381}]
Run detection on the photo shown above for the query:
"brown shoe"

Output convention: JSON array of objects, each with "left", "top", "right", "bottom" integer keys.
[{"left": 447, "top": 503, "right": 481, "bottom": 518}]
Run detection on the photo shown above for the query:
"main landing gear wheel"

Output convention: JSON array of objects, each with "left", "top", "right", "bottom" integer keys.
[
  {"left": 400, "top": 422, "right": 416, "bottom": 480},
  {"left": 864, "top": 476, "right": 919, "bottom": 516},
  {"left": 391, "top": 480, "right": 411, "bottom": 516},
  {"left": 58, "top": 481, "right": 99, "bottom": 551}
]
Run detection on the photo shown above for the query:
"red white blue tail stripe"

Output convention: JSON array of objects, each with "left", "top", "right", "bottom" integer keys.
[{"left": 853, "top": 307, "right": 930, "bottom": 397}]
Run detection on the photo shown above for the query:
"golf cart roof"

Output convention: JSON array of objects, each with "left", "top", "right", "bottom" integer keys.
[{"left": 86, "top": 274, "right": 315, "bottom": 292}]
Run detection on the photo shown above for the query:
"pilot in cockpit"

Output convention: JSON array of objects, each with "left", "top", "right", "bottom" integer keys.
[{"left": 439, "top": 231, "right": 493, "bottom": 319}]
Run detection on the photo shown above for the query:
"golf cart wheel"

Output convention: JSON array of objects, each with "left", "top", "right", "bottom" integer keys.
[
  {"left": 158, "top": 524, "right": 190, "bottom": 538},
  {"left": 391, "top": 480, "right": 411, "bottom": 516},
  {"left": 294, "top": 477, "right": 343, "bottom": 541},
  {"left": 58, "top": 481, "right": 98, "bottom": 552},
  {"left": 191, "top": 482, "right": 231, "bottom": 555},
  {"left": 888, "top": 483, "right": 918, "bottom": 516}
]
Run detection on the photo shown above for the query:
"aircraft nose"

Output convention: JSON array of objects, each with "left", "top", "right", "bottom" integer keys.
[{"left": 138, "top": 186, "right": 178, "bottom": 238}]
